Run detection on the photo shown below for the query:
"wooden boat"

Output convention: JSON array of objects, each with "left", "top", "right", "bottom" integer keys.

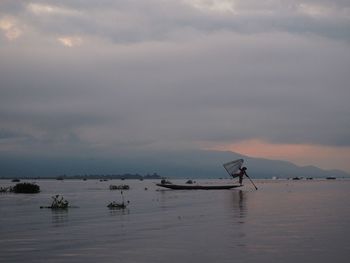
[{"left": 156, "top": 183, "right": 241, "bottom": 190}]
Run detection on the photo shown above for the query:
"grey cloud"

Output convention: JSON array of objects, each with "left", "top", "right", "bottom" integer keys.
[
  {"left": 0, "top": 1, "right": 350, "bottom": 157},
  {"left": 1, "top": 0, "right": 350, "bottom": 44},
  {"left": 0, "top": 129, "right": 23, "bottom": 139},
  {"left": 6, "top": 33, "right": 349, "bottom": 144}
]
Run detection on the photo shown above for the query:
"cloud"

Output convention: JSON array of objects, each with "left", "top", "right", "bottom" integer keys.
[
  {"left": 0, "top": 0, "right": 349, "bottom": 45},
  {"left": 1, "top": 31, "right": 348, "bottom": 148},
  {"left": 0, "top": 0, "right": 350, "bottom": 171},
  {"left": 27, "top": 3, "right": 81, "bottom": 16},
  {"left": 0, "top": 16, "right": 22, "bottom": 40},
  {"left": 184, "top": 0, "right": 237, "bottom": 14},
  {"left": 57, "top": 36, "right": 83, "bottom": 47},
  {"left": 297, "top": 2, "right": 350, "bottom": 18}
]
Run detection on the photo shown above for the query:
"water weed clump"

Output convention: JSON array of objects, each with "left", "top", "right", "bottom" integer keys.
[
  {"left": 13, "top": 183, "right": 40, "bottom": 193},
  {"left": 109, "top": 184, "right": 130, "bottom": 190},
  {"left": 41, "top": 195, "right": 70, "bottom": 209},
  {"left": 0, "top": 186, "right": 13, "bottom": 193},
  {"left": 107, "top": 201, "right": 129, "bottom": 209},
  {"left": 107, "top": 191, "right": 129, "bottom": 209}
]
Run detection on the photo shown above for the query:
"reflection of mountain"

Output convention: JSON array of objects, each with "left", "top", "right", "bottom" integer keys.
[{"left": 1, "top": 149, "right": 349, "bottom": 178}]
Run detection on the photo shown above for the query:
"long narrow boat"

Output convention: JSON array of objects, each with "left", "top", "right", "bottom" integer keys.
[{"left": 156, "top": 183, "right": 241, "bottom": 190}]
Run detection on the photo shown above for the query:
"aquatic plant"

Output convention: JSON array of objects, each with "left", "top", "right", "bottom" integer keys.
[
  {"left": 41, "top": 195, "right": 69, "bottom": 209},
  {"left": 107, "top": 191, "right": 129, "bottom": 209},
  {"left": 13, "top": 183, "right": 40, "bottom": 193},
  {"left": 50, "top": 195, "right": 69, "bottom": 208},
  {"left": 109, "top": 184, "right": 130, "bottom": 190},
  {"left": 107, "top": 201, "right": 129, "bottom": 209},
  {"left": 0, "top": 186, "right": 13, "bottom": 193}
]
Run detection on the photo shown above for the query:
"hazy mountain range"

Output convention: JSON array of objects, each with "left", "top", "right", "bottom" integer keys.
[{"left": 0, "top": 150, "right": 349, "bottom": 179}]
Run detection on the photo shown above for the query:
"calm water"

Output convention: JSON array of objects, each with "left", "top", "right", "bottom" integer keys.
[{"left": 1, "top": 179, "right": 350, "bottom": 263}]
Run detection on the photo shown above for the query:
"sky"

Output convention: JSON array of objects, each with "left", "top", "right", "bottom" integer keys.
[{"left": 0, "top": 0, "right": 350, "bottom": 173}]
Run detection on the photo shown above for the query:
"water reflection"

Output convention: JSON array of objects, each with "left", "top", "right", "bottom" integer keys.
[
  {"left": 108, "top": 207, "right": 130, "bottom": 216},
  {"left": 230, "top": 190, "right": 247, "bottom": 220},
  {"left": 51, "top": 209, "right": 68, "bottom": 227}
]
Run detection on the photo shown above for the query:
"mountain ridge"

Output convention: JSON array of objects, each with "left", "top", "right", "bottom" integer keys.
[{"left": 0, "top": 150, "right": 349, "bottom": 179}]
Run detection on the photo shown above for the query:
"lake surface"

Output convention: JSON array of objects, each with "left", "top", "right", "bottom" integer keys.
[{"left": 1, "top": 179, "right": 350, "bottom": 263}]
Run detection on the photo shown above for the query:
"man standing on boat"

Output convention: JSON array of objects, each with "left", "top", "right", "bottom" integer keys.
[
  {"left": 234, "top": 167, "right": 247, "bottom": 186},
  {"left": 223, "top": 159, "right": 258, "bottom": 190}
]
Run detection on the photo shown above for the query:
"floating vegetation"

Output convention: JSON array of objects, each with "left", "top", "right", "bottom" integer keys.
[
  {"left": 13, "top": 183, "right": 40, "bottom": 193},
  {"left": 107, "top": 201, "right": 128, "bottom": 209},
  {"left": 107, "top": 191, "right": 129, "bottom": 209},
  {"left": 109, "top": 184, "right": 130, "bottom": 190},
  {"left": 0, "top": 186, "right": 13, "bottom": 193},
  {"left": 1, "top": 183, "right": 40, "bottom": 194},
  {"left": 12, "top": 178, "right": 20, "bottom": 182},
  {"left": 40, "top": 195, "right": 70, "bottom": 209}
]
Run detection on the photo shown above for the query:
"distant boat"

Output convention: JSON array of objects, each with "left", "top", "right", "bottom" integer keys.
[
  {"left": 156, "top": 183, "right": 241, "bottom": 190},
  {"left": 292, "top": 177, "right": 301, "bottom": 180}
]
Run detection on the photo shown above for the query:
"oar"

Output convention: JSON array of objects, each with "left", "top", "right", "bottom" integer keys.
[{"left": 245, "top": 173, "right": 258, "bottom": 190}]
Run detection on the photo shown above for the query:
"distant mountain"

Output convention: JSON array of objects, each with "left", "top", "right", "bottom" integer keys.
[
  {"left": 0, "top": 150, "right": 349, "bottom": 179},
  {"left": 242, "top": 156, "right": 350, "bottom": 179}
]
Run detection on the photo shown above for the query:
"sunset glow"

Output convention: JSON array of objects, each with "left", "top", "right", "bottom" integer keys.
[{"left": 208, "top": 139, "right": 350, "bottom": 171}]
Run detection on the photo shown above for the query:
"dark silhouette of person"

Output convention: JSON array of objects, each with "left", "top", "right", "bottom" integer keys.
[{"left": 234, "top": 167, "right": 247, "bottom": 186}]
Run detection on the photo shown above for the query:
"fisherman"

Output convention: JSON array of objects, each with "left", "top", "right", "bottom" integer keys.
[{"left": 234, "top": 167, "right": 247, "bottom": 186}]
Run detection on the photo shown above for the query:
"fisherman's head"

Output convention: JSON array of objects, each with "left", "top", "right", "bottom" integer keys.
[{"left": 242, "top": 167, "right": 247, "bottom": 170}]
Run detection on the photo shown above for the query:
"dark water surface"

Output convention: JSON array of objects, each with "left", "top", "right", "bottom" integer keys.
[{"left": 1, "top": 179, "right": 350, "bottom": 263}]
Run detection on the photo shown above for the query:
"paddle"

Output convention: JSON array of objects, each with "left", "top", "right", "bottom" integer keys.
[{"left": 245, "top": 172, "right": 258, "bottom": 190}]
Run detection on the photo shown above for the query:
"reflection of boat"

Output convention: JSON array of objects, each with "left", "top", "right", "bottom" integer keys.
[{"left": 156, "top": 184, "right": 241, "bottom": 190}]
